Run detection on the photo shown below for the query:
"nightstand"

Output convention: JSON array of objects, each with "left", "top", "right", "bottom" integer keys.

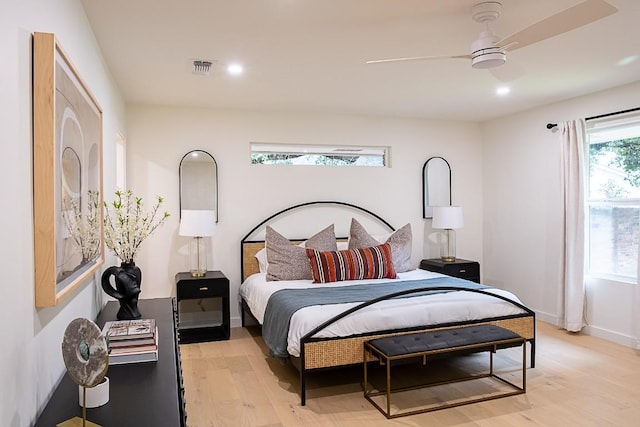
[
  {"left": 420, "top": 258, "right": 480, "bottom": 283},
  {"left": 175, "top": 270, "right": 230, "bottom": 343}
]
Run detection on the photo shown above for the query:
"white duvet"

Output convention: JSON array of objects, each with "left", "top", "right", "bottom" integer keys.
[{"left": 239, "top": 269, "right": 527, "bottom": 357}]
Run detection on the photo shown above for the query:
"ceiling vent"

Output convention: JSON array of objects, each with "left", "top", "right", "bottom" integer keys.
[{"left": 192, "top": 60, "right": 213, "bottom": 76}]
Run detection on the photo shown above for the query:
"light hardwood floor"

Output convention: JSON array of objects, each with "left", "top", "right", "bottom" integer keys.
[{"left": 180, "top": 321, "right": 640, "bottom": 426}]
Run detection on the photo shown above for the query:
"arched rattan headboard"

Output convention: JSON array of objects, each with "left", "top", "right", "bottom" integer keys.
[{"left": 240, "top": 201, "right": 396, "bottom": 281}]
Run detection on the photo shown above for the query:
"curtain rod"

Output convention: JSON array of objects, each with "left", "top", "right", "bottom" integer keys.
[{"left": 546, "top": 106, "right": 640, "bottom": 130}]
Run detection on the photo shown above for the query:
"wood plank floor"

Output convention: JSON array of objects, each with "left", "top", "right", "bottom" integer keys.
[{"left": 180, "top": 321, "right": 640, "bottom": 426}]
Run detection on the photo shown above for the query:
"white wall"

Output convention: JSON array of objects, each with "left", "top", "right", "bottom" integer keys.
[
  {"left": 126, "top": 105, "right": 484, "bottom": 325},
  {"left": 482, "top": 80, "right": 640, "bottom": 348},
  {"left": 2, "top": 2, "right": 637, "bottom": 424},
  {"left": 0, "top": 1, "right": 125, "bottom": 425}
]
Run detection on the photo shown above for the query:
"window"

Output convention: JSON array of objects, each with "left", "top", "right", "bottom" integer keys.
[
  {"left": 586, "top": 114, "right": 640, "bottom": 281},
  {"left": 250, "top": 142, "right": 388, "bottom": 167}
]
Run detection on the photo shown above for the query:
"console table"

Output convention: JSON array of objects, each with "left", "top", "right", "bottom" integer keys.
[{"left": 35, "top": 298, "right": 186, "bottom": 427}]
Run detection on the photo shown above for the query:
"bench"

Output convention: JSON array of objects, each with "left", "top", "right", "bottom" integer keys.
[{"left": 363, "top": 324, "right": 527, "bottom": 418}]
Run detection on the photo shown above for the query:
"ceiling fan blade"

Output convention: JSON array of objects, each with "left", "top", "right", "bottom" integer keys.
[
  {"left": 498, "top": 0, "right": 617, "bottom": 52},
  {"left": 366, "top": 54, "right": 470, "bottom": 64}
]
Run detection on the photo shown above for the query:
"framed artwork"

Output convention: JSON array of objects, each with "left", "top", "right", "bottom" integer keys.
[{"left": 33, "top": 32, "right": 104, "bottom": 307}]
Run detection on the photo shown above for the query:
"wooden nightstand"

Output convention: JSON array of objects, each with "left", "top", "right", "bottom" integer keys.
[
  {"left": 420, "top": 258, "right": 480, "bottom": 283},
  {"left": 176, "top": 270, "right": 230, "bottom": 343}
]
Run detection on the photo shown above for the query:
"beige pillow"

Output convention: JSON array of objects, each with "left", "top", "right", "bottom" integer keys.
[
  {"left": 348, "top": 218, "right": 413, "bottom": 273},
  {"left": 266, "top": 224, "right": 337, "bottom": 281}
]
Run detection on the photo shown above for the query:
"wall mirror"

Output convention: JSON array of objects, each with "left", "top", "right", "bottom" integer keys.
[
  {"left": 422, "top": 156, "right": 452, "bottom": 218},
  {"left": 179, "top": 150, "right": 218, "bottom": 221}
]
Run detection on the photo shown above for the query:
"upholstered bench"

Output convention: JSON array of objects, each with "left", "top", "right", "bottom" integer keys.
[{"left": 363, "top": 324, "right": 527, "bottom": 419}]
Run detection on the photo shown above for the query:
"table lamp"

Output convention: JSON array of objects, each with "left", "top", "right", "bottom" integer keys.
[
  {"left": 432, "top": 206, "right": 464, "bottom": 262},
  {"left": 179, "top": 210, "right": 216, "bottom": 277}
]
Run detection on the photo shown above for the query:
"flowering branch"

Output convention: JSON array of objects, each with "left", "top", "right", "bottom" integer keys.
[
  {"left": 103, "top": 189, "right": 170, "bottom": 264},
  {"left": 61, "top": 190, "right": 101, "bottom": 262}
]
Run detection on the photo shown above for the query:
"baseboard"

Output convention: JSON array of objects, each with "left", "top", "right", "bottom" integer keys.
[
  {"left": 533, "top": 310, "right": 559, "bottom": 326},
  {"left": 231, "top": 315, "right": 243, "bottom": 328},
  {"left": 520, "top": 310, "right": 639, "bottom": 350},
  {"left": 583, "top": 325, "right": 639, "bottom": 349}
]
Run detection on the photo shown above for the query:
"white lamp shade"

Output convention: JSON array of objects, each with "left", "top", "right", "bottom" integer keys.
[
  {"left": 432, "top": 206, "right": 464, "bottom": 229},
  {"left": 179, "top": 210, "right": 217, "bottom": 237}
]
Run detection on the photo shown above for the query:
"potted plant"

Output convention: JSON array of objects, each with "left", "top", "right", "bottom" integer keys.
[{"left": 101, "top": 189, "right": 169, "bottom": 320}]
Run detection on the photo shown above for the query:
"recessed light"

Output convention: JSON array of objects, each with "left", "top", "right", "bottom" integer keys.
[
  {"left": 227, "top": 63, "right": 244, "bottom": 75},
  {"left": 496, "top": 86, "right": 510, "bottom": 96}
]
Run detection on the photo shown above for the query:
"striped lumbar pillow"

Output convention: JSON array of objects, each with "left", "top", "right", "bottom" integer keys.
[{"left": 306, "top": 243, "right": 397, "bottom": 284}]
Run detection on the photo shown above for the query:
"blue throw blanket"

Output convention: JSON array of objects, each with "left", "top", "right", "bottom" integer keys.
[{"left": 262, "top": 277, "right": 489, "bottom": 358}]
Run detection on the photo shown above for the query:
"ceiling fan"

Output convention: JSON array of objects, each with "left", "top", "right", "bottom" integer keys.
[{"left": 366, "top": 0, "right": 618, "bottom": 72}]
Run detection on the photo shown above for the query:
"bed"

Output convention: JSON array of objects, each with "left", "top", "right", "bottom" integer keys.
[{"left": 239, "top": 201, "right": 536, "bottom": 405}]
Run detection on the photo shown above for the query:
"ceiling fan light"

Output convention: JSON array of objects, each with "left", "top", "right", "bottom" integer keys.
[{"left": 471, "top": 51, "right": 506, "bottom": 69}]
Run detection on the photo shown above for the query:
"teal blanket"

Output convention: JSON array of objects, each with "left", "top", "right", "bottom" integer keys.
[{"left": 262, "top": 277, "right": 489, "bottom": 358}]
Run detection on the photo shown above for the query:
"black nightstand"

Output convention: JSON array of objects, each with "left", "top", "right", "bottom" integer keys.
[
  {"left": 175, "top": 270, "right": 230, "bottom": 343},
  {"left": 420, "top": 259, "right": 480, "bottom": 283}
]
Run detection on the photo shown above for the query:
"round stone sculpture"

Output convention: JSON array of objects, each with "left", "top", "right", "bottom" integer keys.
[{"left": 61, "top": 318, "right": 109, "bottom": 388}]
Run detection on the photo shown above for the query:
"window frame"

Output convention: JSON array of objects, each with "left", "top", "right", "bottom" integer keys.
[
  {"left": 250, "top": 142, "right": 389, "bottom": 167},
  {"left": 585, "top": 113, "right": 640, "bottom": 283}
]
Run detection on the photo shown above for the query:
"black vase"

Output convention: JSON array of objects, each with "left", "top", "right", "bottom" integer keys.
[{"left": 101, "top": 262, "right": 143, "bottom": 320}]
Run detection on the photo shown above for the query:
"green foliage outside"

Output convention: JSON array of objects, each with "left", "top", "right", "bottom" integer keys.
[
  {"left": 590, "top": 137, "right": 640, "bottom": 189},
  {"left": 251, "top": 153, "right": 369, "bottom": 166}
]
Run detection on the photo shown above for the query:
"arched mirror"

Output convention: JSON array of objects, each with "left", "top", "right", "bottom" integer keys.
[
  {"left": 179, "top": 150, "right": 218, "bottom": 221},
  {"left": 422, "top": 156, "right": 452, "bottom": 218}
]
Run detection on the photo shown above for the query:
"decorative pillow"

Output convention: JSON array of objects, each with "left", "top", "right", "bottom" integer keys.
[
  {"left": 256, "top": 235, "right": 346, "bottom": 274},
  {"left": 266, "top": 224, "right": 337, "bottom": 281},
  {"left": 306, "top": 243, "right": 397, "bottom": 283},
  {"left": 348, "top": 218, "right": 413, "bottom": 273}
]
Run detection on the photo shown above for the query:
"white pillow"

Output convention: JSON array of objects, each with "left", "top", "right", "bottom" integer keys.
[{"left": 255, "top": 247, "right": 268, "bottom": 273}]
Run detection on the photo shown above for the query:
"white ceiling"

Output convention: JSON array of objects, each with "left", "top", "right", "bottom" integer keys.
[{"left": 80, "top": 0, "right": 640, "bottom": 122}]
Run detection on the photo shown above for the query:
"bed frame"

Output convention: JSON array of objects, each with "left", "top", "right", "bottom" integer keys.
[{"left": 240, "top": 201, "right": 536, "bottom": 405}]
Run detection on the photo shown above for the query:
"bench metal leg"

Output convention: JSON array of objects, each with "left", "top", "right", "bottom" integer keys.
[
  {"left": 364, "top": 338, "right": 527, "bottom": 419},
  {"left": 530, "top": 339, "right": 536, "bottom": 368}
]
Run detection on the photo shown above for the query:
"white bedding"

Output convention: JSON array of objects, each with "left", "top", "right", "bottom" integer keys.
[{"left": 239, "top": 269, "right": 527, "bottom": 357}]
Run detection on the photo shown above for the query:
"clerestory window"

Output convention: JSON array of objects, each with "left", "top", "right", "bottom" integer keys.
[{"left": 250, "top": 142, "right": 388, "bottom": 167}]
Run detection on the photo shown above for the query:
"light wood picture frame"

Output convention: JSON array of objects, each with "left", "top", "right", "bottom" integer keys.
[{"left": 33, "top": 32, "right": 104, "bottom": 307}]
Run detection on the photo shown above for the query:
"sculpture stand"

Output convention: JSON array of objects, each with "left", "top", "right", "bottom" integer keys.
[
  {"left": 59, "top": 318, "right": 108, "bottom": 427},
  {"left": 56, "top": 386, "right": 101, "bottom": 427}
]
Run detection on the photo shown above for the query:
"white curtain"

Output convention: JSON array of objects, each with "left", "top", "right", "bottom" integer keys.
[{"left": 559, "top": 120, "right": 586, "bottom": 332}]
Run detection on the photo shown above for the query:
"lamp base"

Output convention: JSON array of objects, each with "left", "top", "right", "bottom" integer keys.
[
  {"left": 439, "top": 229, "right": 457, "bottom": 264},
  {"left": 190, "top": 270, "right": 206, "bottom": 277},
  {"left": 189, "top": 237, "right": 208, "bottom": 278}
]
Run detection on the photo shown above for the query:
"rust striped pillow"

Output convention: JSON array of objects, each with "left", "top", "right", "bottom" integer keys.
[{"left": 306, "top": 243, "right": 397, "bottom": 284}]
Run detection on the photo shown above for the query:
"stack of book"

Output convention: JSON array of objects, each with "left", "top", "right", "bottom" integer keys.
[{"left": 101, "top": 319, "right": 158, "bottom": 365}]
